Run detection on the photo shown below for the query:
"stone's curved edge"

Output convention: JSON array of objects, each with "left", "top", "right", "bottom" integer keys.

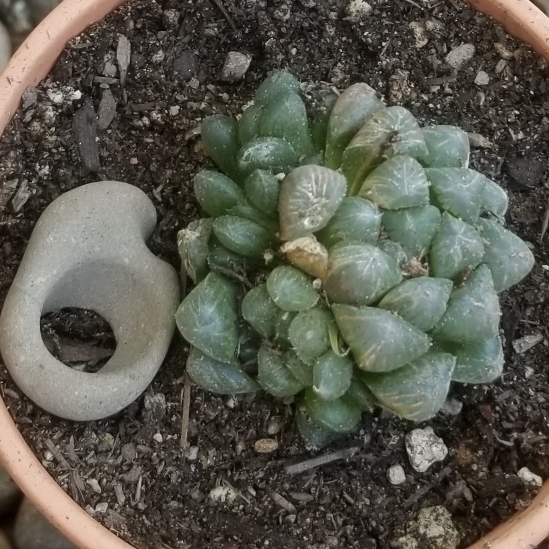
[
  {"left": 0, "top": 0, "right": 129, "bottom": 136},
  {"left": 0, "top": 181, "right": 180, "bottom": 421},
  {"left": 466, "top": 0, "right": 549, "bottom": 62},
  {"left": 0, "top": 398, "right": 134, "bottom": 549}
]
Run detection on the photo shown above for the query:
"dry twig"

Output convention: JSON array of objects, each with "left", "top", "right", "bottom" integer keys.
[
  {"left": 180, "top": 375, "right": 192, "bottom": 451},
  {"left": 284, "top": 446, "right": 360, "bottom": 475}
]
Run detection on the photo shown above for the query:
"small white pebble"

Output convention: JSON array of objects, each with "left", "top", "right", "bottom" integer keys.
[
  {"left": 446, "top": 44, "right": 475, "bottom": 70},
  {"left": 169, "top": 105, "right": 180, "bottom": 116},
  {"left": 86, "top": 478, "right": 102, "bottom": 493},
  {"left": 95, "top": 502, "right": 109, "bottom": 514},
  {"left": 185, "top": 445, "right": 199, "bottom": 461},
  {"left": 387, "top": 464, "right": 406, "bottom": 485},
  {"left": 153, "top": 433, "right": 163, "bottom": 443},
  {"left": 474, "top": 71, "right": 490, "bottom": 86},
  {"left": 254, "top": 438, "right": 279, "bottom": 453},
  {"left": 518, "top": 467, "right": 543, "bottom": 487},
  {"left": 406, "top": 427, "right": 448, "bottom": 473},
  {"left": 210, "top": 485, "right": 237, "bottom": 504}
]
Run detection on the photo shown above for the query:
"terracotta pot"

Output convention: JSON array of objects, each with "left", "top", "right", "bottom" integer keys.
[{"left": 0, "top": 0, "right": 548, "bottom": 548}]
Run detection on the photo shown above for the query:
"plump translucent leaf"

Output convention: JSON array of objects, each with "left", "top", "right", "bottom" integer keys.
[
  {"left": 446, "top": 336, "right": 504, "bottom": 383},
  {"left": 432, "top": 264, "right": 500, "bottom": 344},
  {"left": 207, "top": 237, "right": 252, "bottom": 271},
  {"left": 194, "top": 170, "right": 245, "bottom": 217},
  {"left": 279, "top": 165, "right": 347, "bottom": 241},
  {"left": 342, "top": 106, "right": 428, "bottom": 194},
  {"left": 267, "top": 266, "right": 319, "bottom": 311},
  {"left": 316, "top": 197, "right": 381, "bottom": 248},
  {"left": 310, "top": 91, "right": 338, "bottom": 152},
  {"left": 358, "top": 155, "right": 430, "bottom": 210},
  {"left": 225, "top": 201, "right": 278, "bottom": 232},
  {"left": 257, "top": 345, "right": 305, "bottom": 397},
  {"left": 178, "top": 218, "right": 213, "bottom": 283},
  {"left": 289, "top": 308, "right": 333, "bottom": 363},
  {"left": 304, "top": 387, "right": 361, "bottom": 433},
  {"left": 239, "top": 103, "right": 264, "bottom": 145},
  {"left": 238, "top": 326, "right": 261, "bottom": 365},
  {"left": 481, "top": 177, "right": 508, "bottom": 217},
  {"left": 382, "top": 205, "right": 441, "bottom": 258},
  {"left": 186, "top": 347, "right": 260, "bottom": 394},
  {"left": 377, "top": 239, "right": 409, "bottom": 267},
  {"left": 333, "top": 304, "right": 431, "bottom": 372},
  {"left": 176, "top": 273, "right": 238, "bottom": 362},
  {"left": 430, "top": 212, "right": 484, "bottom": 280},
  {"left": 324, "top": 242, "right": 402, "bottom": 306},
  {"left": 421, "top": 125, "right": 470, "bottom": 168},
  {"left": 201, "top": 114, "right": 241, "bottom": 181},
  {"left": 477, "top": 218, "right": 535, "bottom": 293},
  {"left": 244, "top": 169, "right": 279, "bottom": 217},
  {"left": 361, "top": 349, "right": 455, "bottom": 421},
  {"left": 426, "top": 168, "right": 485, "bottom": 225},
  {"left": 237, "top": 137, "right": 298, "bottom": 176},
  {"left": 212, "top": 215, "right": 273, "bottom": 258},
  {"left": 313, "top": 350, "right": 353, "bottom": 401},
  {"left": 284, "top": 350, "right": 314, "bottom": 386},
  {"left": 343, "top": 375, "right": 377, "bottom": 411},
  {"left": 274, "top": 309, "right": 296, "bottom": 345},
  {"left": 325, "top": 83, "right": 385, "bottom": 169},
  {"left": 280, "top": 236, "right": 329, "bottom": 279},
  {"left": 378, "top": 277, "right": 453, "bottom": 332},
  {"left": 260, "top": 92, "right": 314, "bottom": 156},
  {"left": 241, "top": 284, "right": 279, "bottom": 339},
  {"left": 296, "top": 403, "right": 339, "bottom": 450},
  {"left": 254, "top": 70, "right": 301, "bottom": 105}
]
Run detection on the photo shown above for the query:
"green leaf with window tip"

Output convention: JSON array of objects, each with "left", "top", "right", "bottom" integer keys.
[
  {"left": 421, "top": 125, "right": 470, "bottom": 168},
  {"left": 239, "top": 103, "right": 264, "bottom": 145},
  {"left": 311, "top": 90, "right": 338, "bottom": 152},
  {"left": 444, "top": 336, "right": 504, "bottom": 384},
  {"left": 343, "top": 375, "right": 377, "bottom": 411},
  {"left": 260, "top": 92, "right": 314, "bottom": 156},
  {"left": 432, "top": 264, "right": 500, "bottom": 344},
  {"left": 361, "top": 349, "right": 455, "bottom": 422},
  {"left": 378, "top": 277, "right": 453, "bottom": 332},
  {"left": 279, "top": 165, "right": 347, "bottom": 241},
  {"left": 313, "top": 350, "right": 353, "bottom": 401},
  {"left": 426, "top": 168, "right": 485, "bottom": 225},
  {"left": 382, "top": 205, "right": 441, "bottom": 258},
  {"left": 207, "top": 237, "right": 256, "bottom": 272},
  {"left": 201, "top": 114, "right": 241, "bottom": 181},
  {"left": 177, "top": 218, "right": 212, "bottom": 284},
  {"left": 343, "top": 106, "right": 428, "bottom": 194},
  {"left": 257, "top": 345, "right": 306, "bottom": 397},
  {"left": 194, "top": 170, "right": 245, "bottom": 217},
  {"left": 254, "top": 70, "right": 301, "bottom": 106},
  {"left": 225, "top": 201, "right": 278, "bottom": 233},
  {"left": 324, "top": 242, "right": 402, "bottom": 306},
  {"left": 289, "top": 308, "right": 333, "bottom": 363},
  {"left": 273, "top": 309, "right": 296, "bottom": 345},
  {"left": 241, "top": 284, "right": 279, "bottom": 339},
  {"left": 376, "top": 239, "right": 409, "bottom": 268},
  {"left": 237, "top": 137, "right": 298, "bottom": 176},
  {"left": 304, "top": 387, "right": 361, "bottom": 433},
  {"left": 186, "top": 346, "right": 260, "bottom": 394},
  {"left": 332, "top": 304, "right": 431, "bottom": 373},
  {"left": 358, "top": 155, "right": 430, "bottom": 210},
  {"left": 430, "top": 212, "right": 484, "bottom": 280},
  {"left": 316, "top": 197, "right": 381, "bottom": 248},
  {"left": 296, "top": 403, "right": 339, "bottom": 450},
  {"left": 477, "top": 217, "right": 535, "bottom": 293},
  {"left": 237, "top": 326, "right": 261, "bottom": 366},
  {"left": 212, "top": 215, "right": 273, "bottom": 258},
  {"left": 267, "top": 266, "right": 319, "bottom": 312},
  {"left": 285, "top": 350, "right": 314, "bottom": 386},
  {"left": 244, "top": 169, "right": 280, "bottom": 217},
  {"left": 325, "top": 83, "right": 385, "bottom": 169},
  {"left": 481, "top": 176, "right": 508, "bottom": 217},
  {"left": 176, "top": 273, "right": 238, "bottom": 363}
]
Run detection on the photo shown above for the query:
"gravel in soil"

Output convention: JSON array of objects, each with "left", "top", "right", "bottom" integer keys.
[{"left": 1, "top": 1, "right": 549, "bottom": 548}]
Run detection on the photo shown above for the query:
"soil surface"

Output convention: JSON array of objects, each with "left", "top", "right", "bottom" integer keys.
[{"left": 1, "top": 1, "right": 549, "bottom": 548}]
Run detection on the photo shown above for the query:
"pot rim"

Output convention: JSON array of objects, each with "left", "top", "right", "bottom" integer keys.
[{"left": 1, "top": 0, "right": 549, "bottom": 548}]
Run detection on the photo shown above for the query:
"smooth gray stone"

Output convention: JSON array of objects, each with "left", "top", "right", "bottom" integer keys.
[
  {"left": 0, "top": 463, "right": 20, "bottom": 516},
  {"left": 0, "top": 181, "right": 179, "bottom": 421},
  {"left": 0, "top": 20, "right": 10, "bottom": 74},
  {"left": 14, "top": 498, "right": 77, "bottom": 549}
]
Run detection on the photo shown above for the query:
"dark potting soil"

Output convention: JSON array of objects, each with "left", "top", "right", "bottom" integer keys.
[{"left": 1, "top": 0, "right": 549, "bottom": 548}]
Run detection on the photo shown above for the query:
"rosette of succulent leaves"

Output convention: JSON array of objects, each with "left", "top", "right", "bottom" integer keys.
[{"left": 176, "top": 71, "right": 534, "bottom": 449}]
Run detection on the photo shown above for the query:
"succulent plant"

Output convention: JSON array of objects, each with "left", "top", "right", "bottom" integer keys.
[{"left": 176, "top": 71, "right": 534, "bottom": 449}]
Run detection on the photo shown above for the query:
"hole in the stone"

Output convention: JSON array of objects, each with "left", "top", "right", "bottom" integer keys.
[{"left": 40, "top": 308, "right": 117, "bottom": 373}]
